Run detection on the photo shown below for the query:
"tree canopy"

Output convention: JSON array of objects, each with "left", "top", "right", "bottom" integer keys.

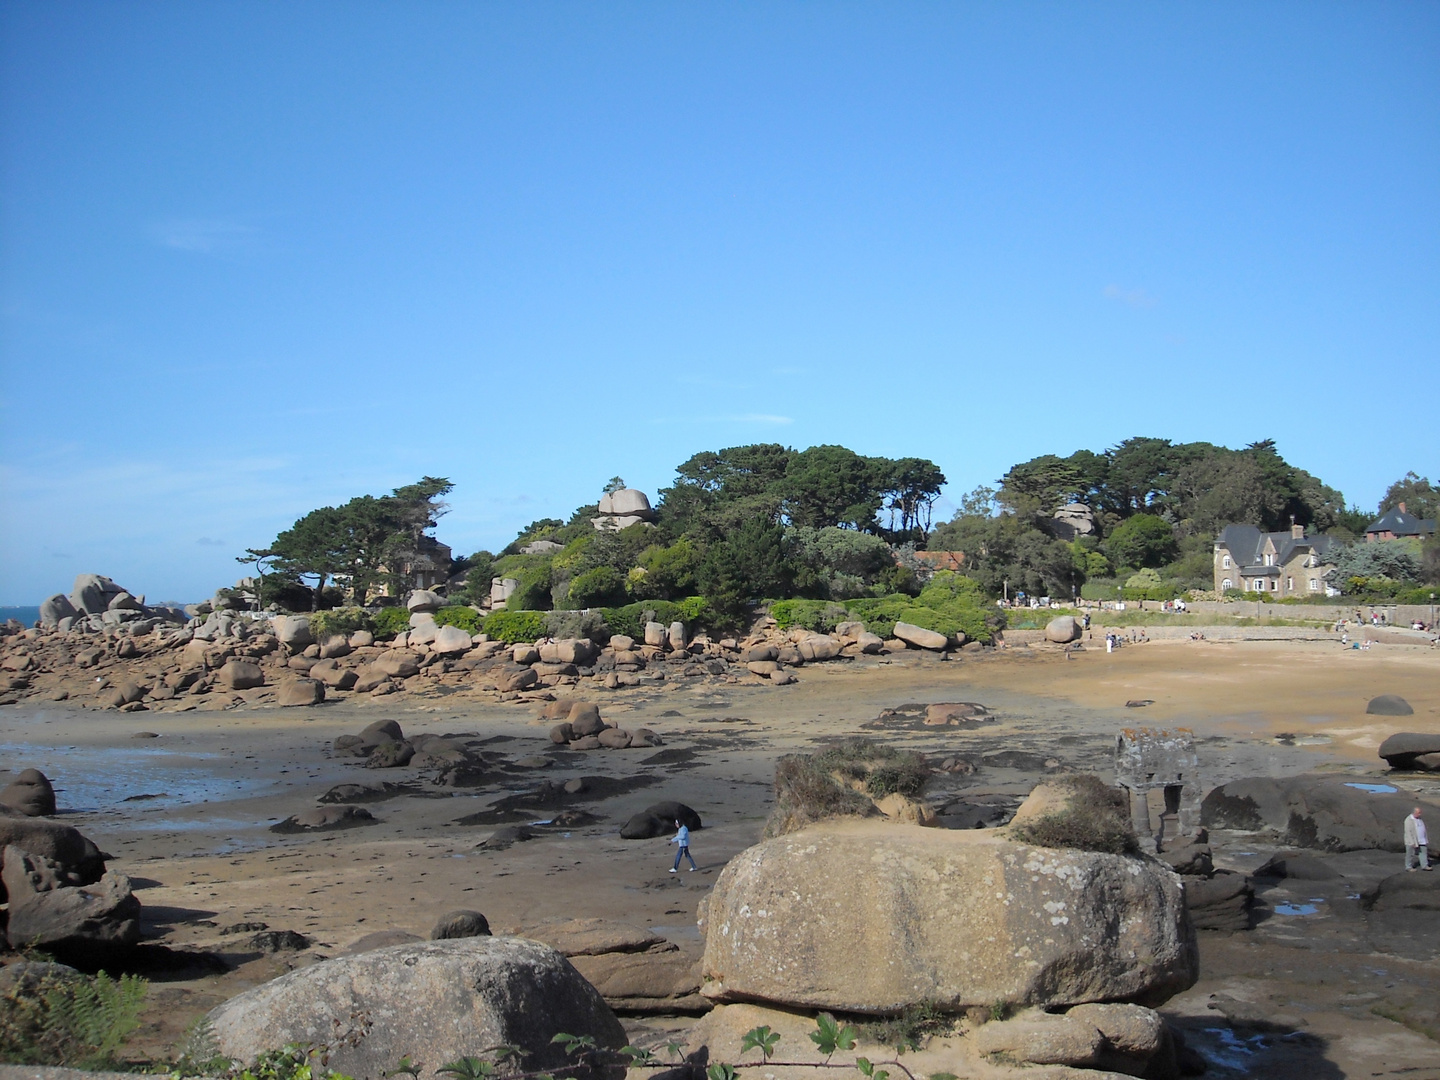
[{"left": 244, "top": 477, "right": 454, "bottom": 609}]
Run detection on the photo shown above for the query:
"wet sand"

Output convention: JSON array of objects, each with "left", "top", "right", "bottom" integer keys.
[{"left": 3, "top": 637, "right": 1439, "bottom": 1077}]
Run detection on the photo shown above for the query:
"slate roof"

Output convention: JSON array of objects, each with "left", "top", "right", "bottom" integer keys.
[
  {"left": 1365, "top": 506, "right": 1437, "bottom": 538},
  {"left": 1215, "top": 524, "right": 1340, "bottom": 569}
]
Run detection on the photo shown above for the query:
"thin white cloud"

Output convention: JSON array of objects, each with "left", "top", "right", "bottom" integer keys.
[
  {"left": 196, "top": 537, "right": 227, "bottom": 547},
  {"left": 1103, "top": 284, "right": 1157, "bottom": 309},
  {"left": 151, "top": 218, "right": 257, "bottom": 254}
]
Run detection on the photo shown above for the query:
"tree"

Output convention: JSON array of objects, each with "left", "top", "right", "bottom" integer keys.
[
  {"left": 1379, "top": 472, "right": 1438, "bottom": 522},
  {"left": 1326, "top": 541, "right": 1423, "bottom": 591},
  {"left": 782, "top": 445, "right": 884, "bottom": 530},
  {"left": 697, "top": 517, "right": 794, "bottom": 618},
  {"left": 1104, "top": 514, "right": 1177, "bottom": 570},
  {"left": 877, "top": 457, "right": 946, "bottom": 541},
  {"left": 247, "top": 477, "right": 455, "bottom": 610},
  {"left": 603, "top": 476, "right": 627, "bottom": 493}
]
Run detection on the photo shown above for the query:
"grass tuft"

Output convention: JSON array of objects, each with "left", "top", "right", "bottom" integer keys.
[{"left": 1009, "top": 774, "right": 1137, "bottom": 855}]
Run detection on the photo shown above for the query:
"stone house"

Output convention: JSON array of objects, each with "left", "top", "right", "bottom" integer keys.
[
  {"left": 1364, "top": 503, "right": 1436, "bottom": 543},
  {"left": 1213, "top": 523, "right": 1340, "bottom": 597}
]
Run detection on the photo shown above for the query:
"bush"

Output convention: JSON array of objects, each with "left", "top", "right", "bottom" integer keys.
[
  {"left": 599, "top": 597, "right": 718, "bottom": 640},
  {"left": 481, "top": 609, "right": 549, "bottom": 644},
  {"left": 0, "top": 968, "right": 147, "bottom": 1068},
  {"left": 566, "top": 565, "right": 629, "bottom": 609},
  {"left": 766, "top": 739, "right": 930, "bottom": 837},
  {"left": 259, "top": 576, "right": 318, "bottom": 612},
  {"left": 769, "top": 598, "right": 850, "bottom": 632},
  {"left": 369, "top": 606, "right": 412, "bottom": 639},
  {"left": 308, "top": 607, "right": 372, "bottom": 640},
  {"left": 1010, "top": 774, "right": 1137, "bottom": 855},
  {"left": 432, "top": 606, "right": 483, "bottom": 634},
  {"left": 545, "top": 609, "right": 610, "bottom": 642}
]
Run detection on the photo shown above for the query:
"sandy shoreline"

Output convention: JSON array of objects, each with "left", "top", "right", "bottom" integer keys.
[{"left": 3, "top": 637, "right": 1440, "bottom": 1076}]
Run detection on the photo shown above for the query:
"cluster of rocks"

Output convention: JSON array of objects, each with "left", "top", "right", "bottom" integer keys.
[
  {"left": 2, "top": 572, "right": 1002, "bottom": 710},
  {"left": 542, "top": 699, "right": 662, "bottom": 750},
  {"left": 37, "top": 573, "right": 188, "bottom": 634},
  {"left": 691, "top": 813, "right": 1200, "bottom": 1078},
  {"left": 0, "top": 770, "right": 141, "bottom": 963}
]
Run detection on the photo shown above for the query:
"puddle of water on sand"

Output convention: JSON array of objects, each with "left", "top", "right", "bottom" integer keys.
[
  {"left": 1274, "top": 903, "right": 1320, "bottom": 916},
  {"left": 1198, "top": 1028, "right": 1268, "bottom": 1071},
  {"left": 0, "top": 742, "right": 263, "bottom": 811},
  {"left": 1344, "top": 783, "right": 1397, "bottom": 794},
  {"left": 647, "top": 923, "right": 700, "bottom": 940}
]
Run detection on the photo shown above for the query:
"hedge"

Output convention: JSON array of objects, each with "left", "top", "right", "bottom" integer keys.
[
  {"left": 370, "top": 606, "right": 412, "bottom": 640},
  {"left": 481, "top": 609, "right": 549, "bottom": 644},
  {"left": 433, "top": 606, "right": 483, "bottom": 634}
]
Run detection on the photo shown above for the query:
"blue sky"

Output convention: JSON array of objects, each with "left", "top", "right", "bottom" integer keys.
[{"left": 2, "top": 1, "right": 1436, "bottom": 604}]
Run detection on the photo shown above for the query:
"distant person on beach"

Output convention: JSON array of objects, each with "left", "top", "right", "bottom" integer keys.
[
  {"left": 1405, "top": 807, "right": 1430, "bottom": 872},
  {"left": 669, "top": 818, "right": 697, "bottom": 873}
]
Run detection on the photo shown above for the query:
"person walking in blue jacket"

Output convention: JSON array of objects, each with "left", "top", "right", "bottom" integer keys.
[{"left": 669, "top": 819, "right": 697, "bottom": 872}]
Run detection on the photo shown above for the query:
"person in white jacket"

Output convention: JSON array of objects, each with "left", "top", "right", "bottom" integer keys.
[{"left": 1404, "top": 807, "right": 1430, "bottom": 871}]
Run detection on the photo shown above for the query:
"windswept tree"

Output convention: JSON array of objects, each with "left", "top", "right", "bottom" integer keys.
[{"left": 244, "top": 477, "right": 454, "bottom": 610}]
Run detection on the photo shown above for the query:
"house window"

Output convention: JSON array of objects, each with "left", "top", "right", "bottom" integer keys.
[
  {"left": 1287, "top": 577, "right": 1293, "bottom": 592},
  {"left": 1309, "top": 578, "right": 1319, "bottom": 592},
  {"left": 1222, "top": 555, "right": 1231, "bottom": 569},
  {"left": 1222, "top": 578, "right": 1232, "bottom": 591}
]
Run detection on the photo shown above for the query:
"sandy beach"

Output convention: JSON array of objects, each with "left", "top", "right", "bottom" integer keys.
[{"left": 4, "top": 636, "right": 1440, "bottom": 1078}]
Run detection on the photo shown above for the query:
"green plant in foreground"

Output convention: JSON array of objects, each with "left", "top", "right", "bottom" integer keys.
[{"left": 0, "top": 968, "right": 147, "bottom": 1069}]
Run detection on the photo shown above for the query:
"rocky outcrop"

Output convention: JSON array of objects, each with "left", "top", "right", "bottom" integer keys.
[
  {"left": 1379, "top": 732, "right": 1440, "bottom": 772},
  {"left": 892, "top": 622, "right": 950, "bottom": 650},
  {"left": 2, "top": 845, "right": 140, "bottom": 959},
  {"left": 431, "top": 910, "right": 492, "bottom": 939},
  {"left": 525, "top": 918, "right": 704, "bottom": 1013},
  {"left": 593, "top": 488, "right": 657, "bottom": 531},
  {"left": 699, "top": 819, "right": 1196, "bottom": 1014},
  {"left": 1200, "top": 774, "right": 1439, "bottom": 852},
  {"left": 1367, "top": 694, "right": 1414, "bottom": 716},
  {"left": 0, "top": 769, "right": 57, "bottom": 816},
  {"left": 269, "top": 805, "right": 377, "bottom": 833},
  {"left": 1045, "top": 616, "right": 1081, "bottom": 643},
  {"left": 0, "top": 811, "right": 106, "bottom": 896},
  {"left": 620, "top": 801, "right": 701, "bottom": 840},
  {"left": 206, "top": 937, "right": 627, "bottom": 1080}
]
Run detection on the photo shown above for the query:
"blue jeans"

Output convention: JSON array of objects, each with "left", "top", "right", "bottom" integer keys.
[{"left": 673, "top": 845, "right": 696, "bottom": 871}]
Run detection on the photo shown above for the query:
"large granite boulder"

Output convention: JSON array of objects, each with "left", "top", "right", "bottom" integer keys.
[
  {"left": 892, "top": 622, "right": 949, "bottom": 650},
  {"left": 620, "top": 802, "right": 701, "bottom": 840},
  {"left": 1045, "top": 616, "right": 1081, "bottom": 643},
  {"left": 1379, "top": 733, "right": 1440, "bottom": 771},
  {"left": 699, "top": 819, "right": 1196, "bottom": 1014},
  {"left": 0, "top": 811, "right": 106, "bottom": 900},
  {"left": 270, "top": 614, "right": 314, "bottom": 650},
  {"left": 0, "top": 769, "right": 57, "bottom": 816},
  {"left": 1200, "top": 774, "right": 1438, "bottom": 852},
  {"left": 1367, "top": 694, "right": 1414, "bottom": 716},
  {"left": 432, "top": 624, "right": 474, "bottom": 656},
  {"left": 3, "top": 846, "right": 141, "bottom": 959},
  {"left": 39, "top": 594, "right": 77, "bottom": 628},
  {"left": 206, "top": 937, "right": 626, "bottom": 1080}
]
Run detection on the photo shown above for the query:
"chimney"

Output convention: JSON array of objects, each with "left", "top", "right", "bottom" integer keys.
[
  {"left": 1291, "top": 522, "right": 1304, "bottom": 539},
  {"left": 1399, "top": 501, "right": 1407, "bottom": 514}
]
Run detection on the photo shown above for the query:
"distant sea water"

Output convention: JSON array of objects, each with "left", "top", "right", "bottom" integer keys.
[{"left": 1, "top": 606, "right": 41, "bottom": 627}]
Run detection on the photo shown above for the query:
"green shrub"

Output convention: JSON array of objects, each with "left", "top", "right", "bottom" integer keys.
[
  {"left": 370, "top": 606, "right": 412, "bottom": 640},
  {"left": 599, "top": 597, "right": 719, "bottom": 640},
  {"left": 1010, "top": 774, "right": 1137, "bottom": 855},
  {"left": 481, "top": 609, "right": 549, "bottom": 644},
  {"left": 0, "top": 968, "right": 147, "bottom": 1068},
  {"left": 545, "top": 609, "right": 610, "bottom": 642},
  {"left": 765, "top": 739, "right": 930, "bottom": 837},
  {"left": 432, "top": 606, "right": 483, "bottom": 634},
  {"left": 567, "top": 565, "right": 629, "bottom": 609},
  {"left": 307, "top": 606, "right": 372, "bottom": 641},
  {"left": 769, "top": 599, "right": 849, "bottom": 633}
]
